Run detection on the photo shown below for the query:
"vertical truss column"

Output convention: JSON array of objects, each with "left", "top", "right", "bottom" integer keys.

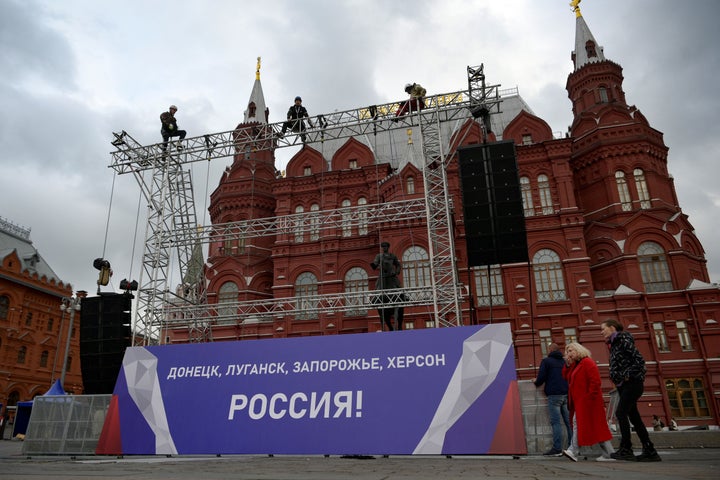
[
  {"left": 111, "top": 131, "right": 172, "bottom": 344},
  {"left": 467, "top": 64, "right": 502, "bottom": 140},
  {"left": 417, "top": 106, "right": 462, "bottom": 327},
  {"left": 135, "top": 156, "right": 175, "bottom": 344},
  {"left": 113, "top": 131, "right": 205, "bottom": 345},
  {"left": 168, "top": 169, "right": 209, "bottom": 343}
]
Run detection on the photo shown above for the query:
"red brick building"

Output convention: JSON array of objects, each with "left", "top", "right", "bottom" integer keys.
[
  {"left": 0, "top": 217, "right": 84, "bottom": 415},
  {"left": 168, "top": 12, "right": 720, "bottom": 427}
]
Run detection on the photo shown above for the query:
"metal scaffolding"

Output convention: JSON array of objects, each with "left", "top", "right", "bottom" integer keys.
[{"left": 109, "top": 64, "right": 502, "bottom": 342}]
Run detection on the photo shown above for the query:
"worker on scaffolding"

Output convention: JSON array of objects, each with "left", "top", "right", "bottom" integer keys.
[
  {"left": 371, "top": 242, "right": 404, "bottom": 331},
  {"left": 395, "top": 83, "right": 426, "bottom": 120},
  {"left": 160, "top": 105, "right": 187, "bottom": 152},
  {"left": 280, "top": 96, "right": 313, "bottom": 143}
]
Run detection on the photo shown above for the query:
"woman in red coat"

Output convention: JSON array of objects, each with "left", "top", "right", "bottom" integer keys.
[{"left": 562, "top": 342, "right": 615, "bottom": 462}]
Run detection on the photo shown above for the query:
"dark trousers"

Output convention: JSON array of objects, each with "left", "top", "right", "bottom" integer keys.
[
  {"left": 615, "top": 379, "right": 653, "bottom": 450},
  {"left": 396, "top": 98, "right": 425, "bottom": 117},
  {"left": 378, "top": 306, "right": 404, "bottom": 331},
  {"left": 281, "top": 120, "right": 307, "bottom": 142},
  {"left": 161, "top": 129, "right": 187, "bottom": 150}
]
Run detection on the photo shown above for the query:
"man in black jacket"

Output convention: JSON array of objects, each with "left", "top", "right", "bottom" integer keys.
[
  {"left": 160, "top": 105, "right": 187, "bottom": 152},
  {"left": 280, "top": 96, "right": 313, "bottom": 143},
  {"left": 534, "top": 343, "right": 572, "bottom": 456},
  {"left": 601, "top": 319, "right": 661, "bottom": 462}
]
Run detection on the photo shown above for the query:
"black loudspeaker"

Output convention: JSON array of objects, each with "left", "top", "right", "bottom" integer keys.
[
  {"left": 80, "top": 293, "right": 132, "bottom": 394},
  {"left": 458, "top": 141, "right": 529, "bottom": 266}
]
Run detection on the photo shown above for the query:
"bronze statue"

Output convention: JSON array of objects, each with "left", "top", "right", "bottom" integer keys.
[{"left": 370, "top": 242, "right": 404, "bottom": 331}]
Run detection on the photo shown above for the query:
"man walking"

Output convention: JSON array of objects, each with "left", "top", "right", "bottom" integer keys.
[
  {"left": 534, "top": 343, "right": 572, "bottom": 456},
  {"left": 601, "top": 319, "right": 661, "bottom": 462}
]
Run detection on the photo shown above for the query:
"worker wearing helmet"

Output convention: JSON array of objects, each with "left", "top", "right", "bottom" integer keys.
[
  {"left": 160, "top": 105, "right": 187, "bottom": 152},
  {"left": 280, "top": 96, "right": 314, "bottom": 143},
  {"left": 395, "top": 83, "right": 427, "bottom": 119}
]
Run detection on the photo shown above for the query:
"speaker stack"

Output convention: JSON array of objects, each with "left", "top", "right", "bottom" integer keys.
[
  {"left": 458, "top": 140, "right": 529, "bottom": 266},
  {"left": 79, "top": 293, "right": 132, "bottom": 394}
]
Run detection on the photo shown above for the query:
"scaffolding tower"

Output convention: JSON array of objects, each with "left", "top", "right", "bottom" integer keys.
[{"left": 109, "top": 64, "right": 502, "bottom": 343}]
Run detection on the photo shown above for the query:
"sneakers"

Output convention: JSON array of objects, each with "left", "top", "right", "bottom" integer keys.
[
  {"left": 636, "top": 448, "right": 662, "bottom": 462},
  {"left": 610, "top": 448, "right": 637, "bottom": 461},
  {"left": 596, "top": 455, "right": 616, "bottom": 462},
  {"left": 562, "top": 449, "right": 578, "bottom": 462},
  {"left": 543, "top": 448, "right": 563, "bottom": 456}
]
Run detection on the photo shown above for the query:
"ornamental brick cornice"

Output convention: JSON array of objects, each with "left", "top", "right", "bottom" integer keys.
[
  {"left": 570, "top": 128, "right": 668, "bottom": 171},
  {"left": 546, "top": 139, "right": 572, "bottom": 158},
  {"left": 566, "top": 60, "right": 623, "bottom": 89}
]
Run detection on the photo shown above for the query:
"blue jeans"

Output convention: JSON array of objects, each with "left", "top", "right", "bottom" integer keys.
[{"left": 547, "top": 394, "right": 572, "bottom": 451}]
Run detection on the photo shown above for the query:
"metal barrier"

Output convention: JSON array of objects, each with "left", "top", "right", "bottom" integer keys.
[{"left": 22, "top": 395, "right": 111, "bottom": 456}]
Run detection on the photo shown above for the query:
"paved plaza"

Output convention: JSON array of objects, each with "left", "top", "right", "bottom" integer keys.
[{"left": 0, "top": 440, "right": 718, "bottom": 480}]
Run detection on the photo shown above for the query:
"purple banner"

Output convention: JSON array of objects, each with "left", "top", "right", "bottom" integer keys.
[{"left": 97, "top": 324, "right": 526, "bottom": 455}]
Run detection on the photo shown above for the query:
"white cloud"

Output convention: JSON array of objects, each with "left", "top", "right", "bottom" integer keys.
[{"left": 2, "top": 0, "right": 719, "bottom": 292}]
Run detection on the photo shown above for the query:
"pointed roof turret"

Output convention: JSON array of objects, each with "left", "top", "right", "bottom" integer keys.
[
  {"left": 570, "top": 0, "right": 606, "bottom": 71},
  {"left": 243, "top": 57, "right": 269, "bottom": 124},
  {"left": 401, "top": 128, "right": 424, "bottom": 171}
]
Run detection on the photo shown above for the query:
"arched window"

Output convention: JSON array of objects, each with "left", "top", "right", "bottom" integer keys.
[
  {"left": 341, "top": 199, "right": 352, "bottom": 237},
  {"left": 310, "top": 203, "right": 320, "bottom": 241},
  {"left": 294, "top": 205, "right": 305, "bottom": 243},
  {"left": 634, "top": 168, "right": 651, "bottom": 209},
  {"left": 358, "top": 197, "right": 368, "bottom": 235},
  {"left": 533, "top": 249, "right": 567, "bottom": 302},
  {"left": 665, "top": 378, "right": 710, "bottom": 418},
  {"left": 406, "top": 176, "right": 415, "bottom": 194},
  {"left": 40, "top": 350, "right": 49, "bottom": 368},
  {"left": 25, "top": 312, "right": 33, "bottom": 326},
  {"left": 0, "top": 295, "right": 8, "bottom": 320},
  {"left": 615, "top": 171, "right": 632, "bottom": 211},
  {"left": 47, "top": 318, "right": 54, "bottom": 331},
  {"left": 402, "top": 246, "right": 431, "bottom": 290},
  {"left": 520, "top": 177, "right": 534, "bottom": 216},
  {"left": 17, "top": 346, "right": 27, "bottom": 364},
  {"left": 599, "top": 87, "right": 609, "bottom": 103},
  {"left": 537, "top": 174, "right": 553, "bottom": 214},
  {"left": 638, "top": 241, "right": 673, "bottom": 292},
  {"left": 295, "top": 272, "right": 319, "bottom": 320},
  {"left": 344, "top": 267, "right": 369, "bottom": 317},
  {"left": 217, "top": 281, "right": 238, "bottom": 319}
]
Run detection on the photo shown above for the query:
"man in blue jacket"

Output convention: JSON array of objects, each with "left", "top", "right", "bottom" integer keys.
[{"left": 534, "top": 343, "right": 572, "bottom": 456}]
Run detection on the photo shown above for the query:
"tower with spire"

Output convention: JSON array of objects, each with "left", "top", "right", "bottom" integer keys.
[
  {"left": 205, "top": 57, "right": 278, "bottom": 329},
  {"left": 566, "top": 5, "right": 708, "bottom": 293}
]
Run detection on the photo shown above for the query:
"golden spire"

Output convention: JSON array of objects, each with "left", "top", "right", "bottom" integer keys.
[
  {"left": 570, "top": 0, "right": 582, "bottom": 18},
  {"left": 256, "top": 57, "right": 261, "bottom": 80}
]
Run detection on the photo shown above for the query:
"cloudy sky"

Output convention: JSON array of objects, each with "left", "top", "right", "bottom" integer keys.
[{"left": 1, "top": 0, "right": 719, "bottom": 295}]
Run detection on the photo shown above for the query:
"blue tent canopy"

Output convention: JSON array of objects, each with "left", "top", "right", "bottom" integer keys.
[
  {"left": 13, "top": 379, "right": 67, "bottom": 437},
  {"left": 45, "top": 379, "right": 67, "bottom": 396}
]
